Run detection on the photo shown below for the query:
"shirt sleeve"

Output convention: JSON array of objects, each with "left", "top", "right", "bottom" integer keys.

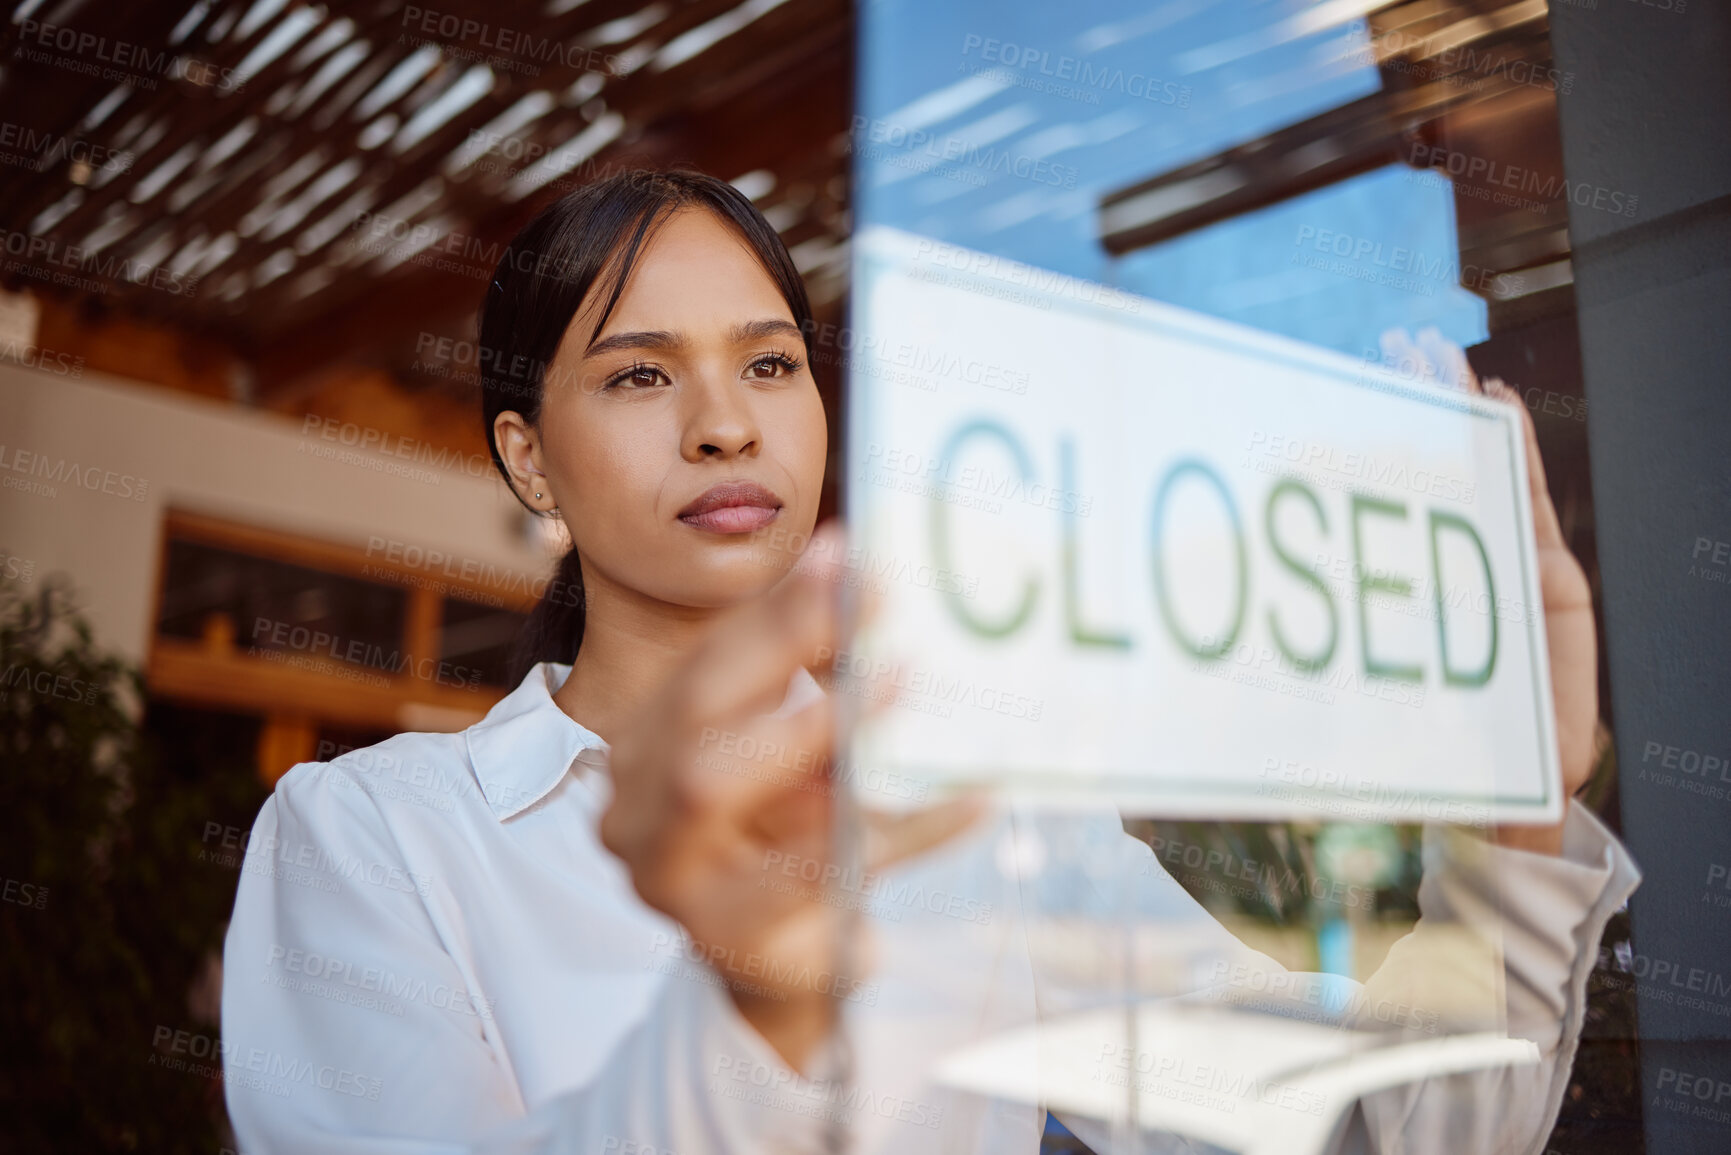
[
  {"left": 1338, "top": 801, "right": 1641, "bottom": 1154},
  {"left": 221, "top": 761, "right": 837, "bottom": 1155},
  {"left": 1038, "top": 798, "right": 1640, "bottom": 1155}
]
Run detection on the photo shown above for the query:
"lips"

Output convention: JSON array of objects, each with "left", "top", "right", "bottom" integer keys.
[{"left": 677, "top": 480, "right": 784, "bottom": 534}]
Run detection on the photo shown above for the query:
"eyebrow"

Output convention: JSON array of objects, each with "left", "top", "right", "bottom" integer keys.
[
  {"left": 584, "top": 317, "right": 803, "bottom": 359},
  {"left": 729, "top": 318, "right": 804, "bottom": 344}
]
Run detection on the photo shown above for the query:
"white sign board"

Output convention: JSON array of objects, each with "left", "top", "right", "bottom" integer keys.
[{"left": 841, "top": 226, "right": 1560, "bottom": 825}]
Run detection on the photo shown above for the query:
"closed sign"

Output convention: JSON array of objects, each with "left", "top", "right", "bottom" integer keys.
[{"left": 842, "top": 226, "right": 1559, "bottom": 825}]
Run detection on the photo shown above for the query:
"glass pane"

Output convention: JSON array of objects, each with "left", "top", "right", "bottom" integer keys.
[
  {"left": 156, "top": 539, "right": 408, "bottom": 670},
  {"left": 848, "top": 2, "right": 1627, "bottom": 1152},
  {"left": 438, "top": 595, "right": 529, "bottom": 689}
]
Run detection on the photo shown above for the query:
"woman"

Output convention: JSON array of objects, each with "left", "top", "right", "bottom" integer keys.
[{"left": 221, "top": 169, "right": 1639, "bottom": 1155}]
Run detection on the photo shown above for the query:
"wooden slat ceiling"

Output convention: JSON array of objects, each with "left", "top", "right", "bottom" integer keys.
[{"left": 0, "top": 0, "right": 853, "bottom": 398}]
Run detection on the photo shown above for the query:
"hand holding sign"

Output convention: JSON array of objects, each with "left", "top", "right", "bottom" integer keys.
[
  {"left": 1486, "top": 374, "right": 1594, "bottom": 854},
  {"left": 600, "top": 523, "right": 986, "bottom": 1072},
  {"left": 1377, "top": 326, "right": 1595, "bottom": 853}
]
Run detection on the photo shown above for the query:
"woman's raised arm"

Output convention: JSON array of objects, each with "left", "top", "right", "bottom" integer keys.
[{"left": 1014, "top": 795, "right": 1637, "bottom": 1155}]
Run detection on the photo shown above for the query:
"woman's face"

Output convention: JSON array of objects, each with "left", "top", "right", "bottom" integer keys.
[{"left": 503, "top": 207, "right": 828, "bottom": 610}]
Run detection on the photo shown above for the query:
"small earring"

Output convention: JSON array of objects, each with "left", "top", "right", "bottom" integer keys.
[{"left": 534, "top": 492, "right": 542, "bottom": 500}]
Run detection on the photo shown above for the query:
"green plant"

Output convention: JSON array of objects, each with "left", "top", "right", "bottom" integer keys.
[{"left": 1, "top": 575, "right": 263, "bottom": 1152}]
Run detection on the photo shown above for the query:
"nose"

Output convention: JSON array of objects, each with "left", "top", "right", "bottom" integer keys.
[{"left": 679, "top": 372, "right": 761, "bottom": 462}]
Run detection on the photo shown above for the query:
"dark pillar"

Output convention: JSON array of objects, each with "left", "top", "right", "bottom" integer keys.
[{"left": 1547, "top": 2, "right": 1731, "bottom": 1151}]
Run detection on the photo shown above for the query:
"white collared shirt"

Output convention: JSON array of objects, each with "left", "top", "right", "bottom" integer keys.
[{"left": 222, "top": 661, "right": 1640, "bottom": 1155}]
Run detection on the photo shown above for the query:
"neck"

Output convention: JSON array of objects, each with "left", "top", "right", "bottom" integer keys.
[{"left": 550, "top": 563, "right": 726, "bottom": 744}]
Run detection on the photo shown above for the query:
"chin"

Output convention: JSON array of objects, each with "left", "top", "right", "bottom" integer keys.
[{"left": 659, "top": 547, "right": 795, "bottom": 608}]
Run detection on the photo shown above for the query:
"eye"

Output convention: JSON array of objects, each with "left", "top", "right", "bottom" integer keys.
[
  {"left": 602, "top": 362, "right": 668, "bottom": 391},
  {"left": 747, "top": 350, "right": 804, "bottom": 380}
]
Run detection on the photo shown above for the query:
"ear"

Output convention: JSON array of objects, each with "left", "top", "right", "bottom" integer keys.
[{"left": 493, "top": 410, "right": 554, "bottom": 511}]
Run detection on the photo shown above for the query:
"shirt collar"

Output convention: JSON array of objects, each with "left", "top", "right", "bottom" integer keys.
[
  {"left": 466, "top": 661, "right": 605, "bottom": 821},
  {"left": 464, "top": 660, "right": 826, "bottom": 822}
]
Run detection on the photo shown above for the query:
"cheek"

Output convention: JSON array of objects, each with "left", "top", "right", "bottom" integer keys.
[
  {"left": 776, "top": 389, "right": 830, "bottom": 502},
  {"left": 550, "top": 417, "right": 665, "bottom": 532}
]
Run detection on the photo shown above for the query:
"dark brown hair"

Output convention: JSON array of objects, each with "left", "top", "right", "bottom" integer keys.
[{"left": 478, "top": 168, "right": 815, "bottom": 682}]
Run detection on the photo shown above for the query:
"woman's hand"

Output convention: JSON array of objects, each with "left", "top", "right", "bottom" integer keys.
[
  {"left": 1478, "top": 374, "right": 1596, "bottom": 856},
  {"left": 1378, "top": 328, "right": 1595, "bottom": 856},
  {"left": 599, "top": 521, "right": 983, "bottom": 1071}
]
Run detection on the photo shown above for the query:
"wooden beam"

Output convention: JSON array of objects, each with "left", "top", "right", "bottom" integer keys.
[
  {"left": 1098, "top": 0, "right": 1556, "bottom": 256},
  {"left": 164, "top": 507, "right": 544, "bottom": 612},
  {"left": 148, "top": 637, "right": 498, "bottom": 734},
  {"left": 256, "top": 713, "right": 318, "bottom": 786}
]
